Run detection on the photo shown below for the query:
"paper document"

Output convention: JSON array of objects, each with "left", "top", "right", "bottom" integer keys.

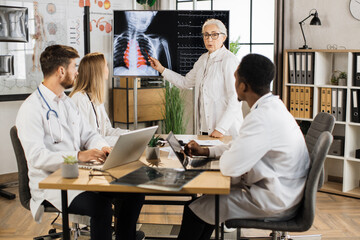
[{"left": 194, "top": 139, "right": 224, "bottom": 146}]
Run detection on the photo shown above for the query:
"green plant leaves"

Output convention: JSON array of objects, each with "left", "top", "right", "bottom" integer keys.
[
  {"left": 136, "top": 0, "right": 156, "bottom": 7},
  {"left": 162, "top": 82, "right": 187, "bottom": 134},
  {"left": 147, "top": 0, "right": 156, "bottom": 7}
]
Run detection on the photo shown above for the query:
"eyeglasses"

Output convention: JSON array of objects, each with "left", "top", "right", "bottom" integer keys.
[
  {"left": 202, "top": 32, "right": 225, "bottom": 40},
  {"left": 88, "top": 169, "right": 117, "bottom": 181}
]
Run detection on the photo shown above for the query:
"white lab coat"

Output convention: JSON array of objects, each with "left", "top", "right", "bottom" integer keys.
[
  {"left": 162, "top": 46, "right": 243, "bottom": 137},
  {"left": 190, "top": 94, "right": 310, "bottom": 225},
  {"left": 16, "top": 84, "right": 109, "bottom": 223},
  {"left": 71, "top": 91, "right": 129, "bottom": 145}
]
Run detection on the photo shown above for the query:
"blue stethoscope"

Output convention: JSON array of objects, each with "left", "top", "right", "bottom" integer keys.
[{"left": 37, "top": 87, "right": 63, "bottom": 144}]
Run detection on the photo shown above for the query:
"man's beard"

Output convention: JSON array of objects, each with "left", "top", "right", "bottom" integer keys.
[{"left": 60, "top": 72, "right": 74, "bottom": 89}]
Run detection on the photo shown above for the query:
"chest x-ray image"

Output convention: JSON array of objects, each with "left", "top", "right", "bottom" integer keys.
[
  {"left": 0, "top": 6, "right": 28, "bottom": 42},
  {"left": 113, "top": 11, "right": 173, "bottom": 77}
]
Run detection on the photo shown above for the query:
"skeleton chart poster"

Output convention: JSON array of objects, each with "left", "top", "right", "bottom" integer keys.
[{"left": 0, "top": 0, "right": 120, "bottom": 98}]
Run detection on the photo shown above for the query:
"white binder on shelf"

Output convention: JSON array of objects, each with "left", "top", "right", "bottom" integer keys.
[
  {"left": 295, "top": 52, "right": 301, "bottom": 84},
  {"left": 301, "top": 53, "right": 307, "bottom": 84},
  {"left": 337, "top": 89, "right": 345, "bottom": 121},
  {"left": 288, "top": 52, "right": 296, "bottom": 84},
  {"left": 306, "top": 52, "right": 314, "bottom": 84},
  {"left": 331, "top": 88, "right": 338, "bottom": 120}
]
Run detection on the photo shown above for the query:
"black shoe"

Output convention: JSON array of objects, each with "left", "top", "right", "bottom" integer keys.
[{"left": 136, "top": 230, "right": 145, "bottom": 240}]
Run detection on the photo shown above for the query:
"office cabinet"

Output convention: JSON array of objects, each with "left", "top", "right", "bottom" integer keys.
[
  {"left": 113, "top": 77, "right": 165, "bottom": 124},
  {"left": 283, "top": 49, "right": 360, "bottom": 198}
]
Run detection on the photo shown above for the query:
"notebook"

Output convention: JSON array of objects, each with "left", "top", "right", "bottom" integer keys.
[
  {"left": 79, "top": 126, "right": 158, "bottom": 170},
  {"left": 166, "top": 132, "right": 220, "bottom": 171}
]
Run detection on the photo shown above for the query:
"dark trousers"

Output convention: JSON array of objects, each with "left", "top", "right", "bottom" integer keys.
[
  {"left": 178, "top": 200, "right": 215, "bottom": 240},
  {"left": 68, "top": 191, "right": 145, "bottom": 240}
]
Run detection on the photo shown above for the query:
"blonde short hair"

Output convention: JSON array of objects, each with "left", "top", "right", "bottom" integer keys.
[
  {"left": 202, "top": 18, "right": 227, "bottom": 36},
  {"left": 70, "top": 52, "right": 106, "bottom": 105}
]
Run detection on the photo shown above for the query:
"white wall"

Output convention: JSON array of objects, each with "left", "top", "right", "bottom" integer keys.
[{"left": 284, "top": 0, "right": 360, "bottom": 50}]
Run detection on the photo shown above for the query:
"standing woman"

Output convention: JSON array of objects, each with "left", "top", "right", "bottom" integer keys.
[
  {"left": 70, "top": 52, "right": 129, "bottom": 145},
  {"left": 149, "top": 18, "right": 243, "bottom": 138}
]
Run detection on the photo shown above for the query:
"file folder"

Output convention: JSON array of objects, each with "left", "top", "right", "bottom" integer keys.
[
  {"left": 337, "top": 89, "right": 346, "bottom": 121},
  {"left": 288, "top": 52, "right": 296, "bottom": 84},
  {"left": 299, "top": 86, "right": 305, "bottom": 118},
  {"left": 351, "top": 89, "right": 360, "bottom": 123},
  {"left": 290, "top": 86, "right": 296, "bottom": 116},
  {"left": 294, "top": 86, "right": 300, "bottom": 117},
  {"left": 295, "top": 52, "right": 301, "bottom": 84},
  {"left": 304, "top": 87, "right": 313, "bottom": 118},
  {"left": 301, "top": 53, "right": 307, "bottom": 84},
  {"left": 355, "top": 54, "right": 360, "bottom": 86},
  {"left": 320, "top": 88, "right": 327, "bottom": 113},
  {"left": 306, "top": 52, "right": 314, "bottom": 84},
  {"left": 326, "top": 88, "right": 332, "bottom": 114},
  {"left": 331, "top": 88, "right": 338, "bottom": 120}
]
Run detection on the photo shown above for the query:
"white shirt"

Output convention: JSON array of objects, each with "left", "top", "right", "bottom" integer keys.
[
  {"left": 162, "top": 46, "right": 243, "bottom": 137},
  {"left": 71, "top": 91, "right": 129, "bottom": 146},
  {"left": 190, "top": 94, "right": 310, "bottom": 224},
  {"left": 16, "top": 84, "right": 109, "bottom": 222}
]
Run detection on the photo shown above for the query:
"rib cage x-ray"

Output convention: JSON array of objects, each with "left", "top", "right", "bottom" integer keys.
[{"left": 113, "top": 11, "right": 172, "bottom": 77}]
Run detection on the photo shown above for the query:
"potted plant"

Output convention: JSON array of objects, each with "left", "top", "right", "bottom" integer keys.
[
  {"left": 162, "top": 81, "right": 187, "bottom": 134},
  {"left": 146, "top": 135, "right": 161, "bottom": 160},
  {"left": 62, "top": 155, "right": 79, "bottom": 179},
  {"left": 338, "top": 71, "right": 347, "bottom": 86},
  {"left": 330, "top": 70, "right": 347, "bottom": 86}
]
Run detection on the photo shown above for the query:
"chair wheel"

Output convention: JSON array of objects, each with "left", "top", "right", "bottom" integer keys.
[{"left": 48, "top": 228, "right": 56, "bottom": 234}]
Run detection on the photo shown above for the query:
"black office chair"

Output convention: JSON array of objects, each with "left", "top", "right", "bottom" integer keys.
[
  {"left": 224, "top": 113, "right": 335, "bottom": 240},
  {"left": 10, "top": 126, "right": 89, "bottom": 240}
]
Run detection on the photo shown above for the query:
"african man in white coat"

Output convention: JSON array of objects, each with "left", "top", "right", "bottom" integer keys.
[{"left": 177, "top": 54, "right": 310, "bottom": 240}]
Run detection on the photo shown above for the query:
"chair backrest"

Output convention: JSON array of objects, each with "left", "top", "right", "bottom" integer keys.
[
  {"left": 297, "top": 131, "right": 333, "bottom": 231},
  {"left": 10, "top": 126, "right": 31, "bottom": 210},
  {"left": 305, "top": 112, "right": 335, "bottom": 153},
  {"left": 305, "top": 112, "right": 335, "bottom": 189}
]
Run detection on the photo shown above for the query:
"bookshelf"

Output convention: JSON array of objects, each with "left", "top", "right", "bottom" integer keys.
[{"left": 283, "top": 49, "right": 360, "bottom": 198}]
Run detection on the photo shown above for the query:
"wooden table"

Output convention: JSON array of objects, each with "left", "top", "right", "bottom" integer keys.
[{"left": 39, "top": 135, "right": 231, "bottom": 240}]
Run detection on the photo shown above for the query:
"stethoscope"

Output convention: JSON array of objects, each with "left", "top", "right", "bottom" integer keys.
[
  {"left": 37, "top": 87, "right": 63, "bottom": 144},
  {"left": 86, "top": 93, "right": 100, "bottom": 131}
]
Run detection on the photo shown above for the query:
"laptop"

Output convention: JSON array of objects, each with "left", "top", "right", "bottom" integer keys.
[
  {"left": 79, "top": 126, "right": 158, "bottom": 170},
  {"left": 166, "top": 132, "right": 220, "bottom": 171}
]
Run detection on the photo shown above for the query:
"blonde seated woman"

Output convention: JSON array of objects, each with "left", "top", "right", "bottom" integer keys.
[{"left": 70, "top": 52, "right": 129, "bottom": 146}]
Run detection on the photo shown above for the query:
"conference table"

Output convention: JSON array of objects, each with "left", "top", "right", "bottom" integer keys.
[{"left": 39, "top": 135, "right": 231, "bottom": 240}]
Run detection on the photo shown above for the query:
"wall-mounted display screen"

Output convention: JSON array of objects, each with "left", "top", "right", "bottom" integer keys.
[{"left": 113, "top": 10, "right": 229, "bottom": 77}]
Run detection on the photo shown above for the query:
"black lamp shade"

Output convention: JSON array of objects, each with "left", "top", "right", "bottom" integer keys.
[{"left": 310, "top": 12, "right": 321, "bottom": 25}]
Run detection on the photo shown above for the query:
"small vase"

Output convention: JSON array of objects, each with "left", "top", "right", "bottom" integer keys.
[
  {"left": 146, "top": 146, "right": 160, "bottom": 160},
  {"left": 62, "top": 163, "right": 79, "bottom": 179},
  {"left": 338, "top": 78, "right": 347, "bottom": 86}
]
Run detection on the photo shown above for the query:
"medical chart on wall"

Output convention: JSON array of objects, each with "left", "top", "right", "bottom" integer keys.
[{"left": 0, "top": 0, "right": 122, "bottom": 98}]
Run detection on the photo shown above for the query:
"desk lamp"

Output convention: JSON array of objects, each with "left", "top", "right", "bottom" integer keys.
[{"left": 299, "top": 9, "right": 321, "bottom": 49}]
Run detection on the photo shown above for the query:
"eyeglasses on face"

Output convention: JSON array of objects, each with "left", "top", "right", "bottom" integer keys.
[{"left": 202, "top": 32, "right": 225, "bottom": 40}]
